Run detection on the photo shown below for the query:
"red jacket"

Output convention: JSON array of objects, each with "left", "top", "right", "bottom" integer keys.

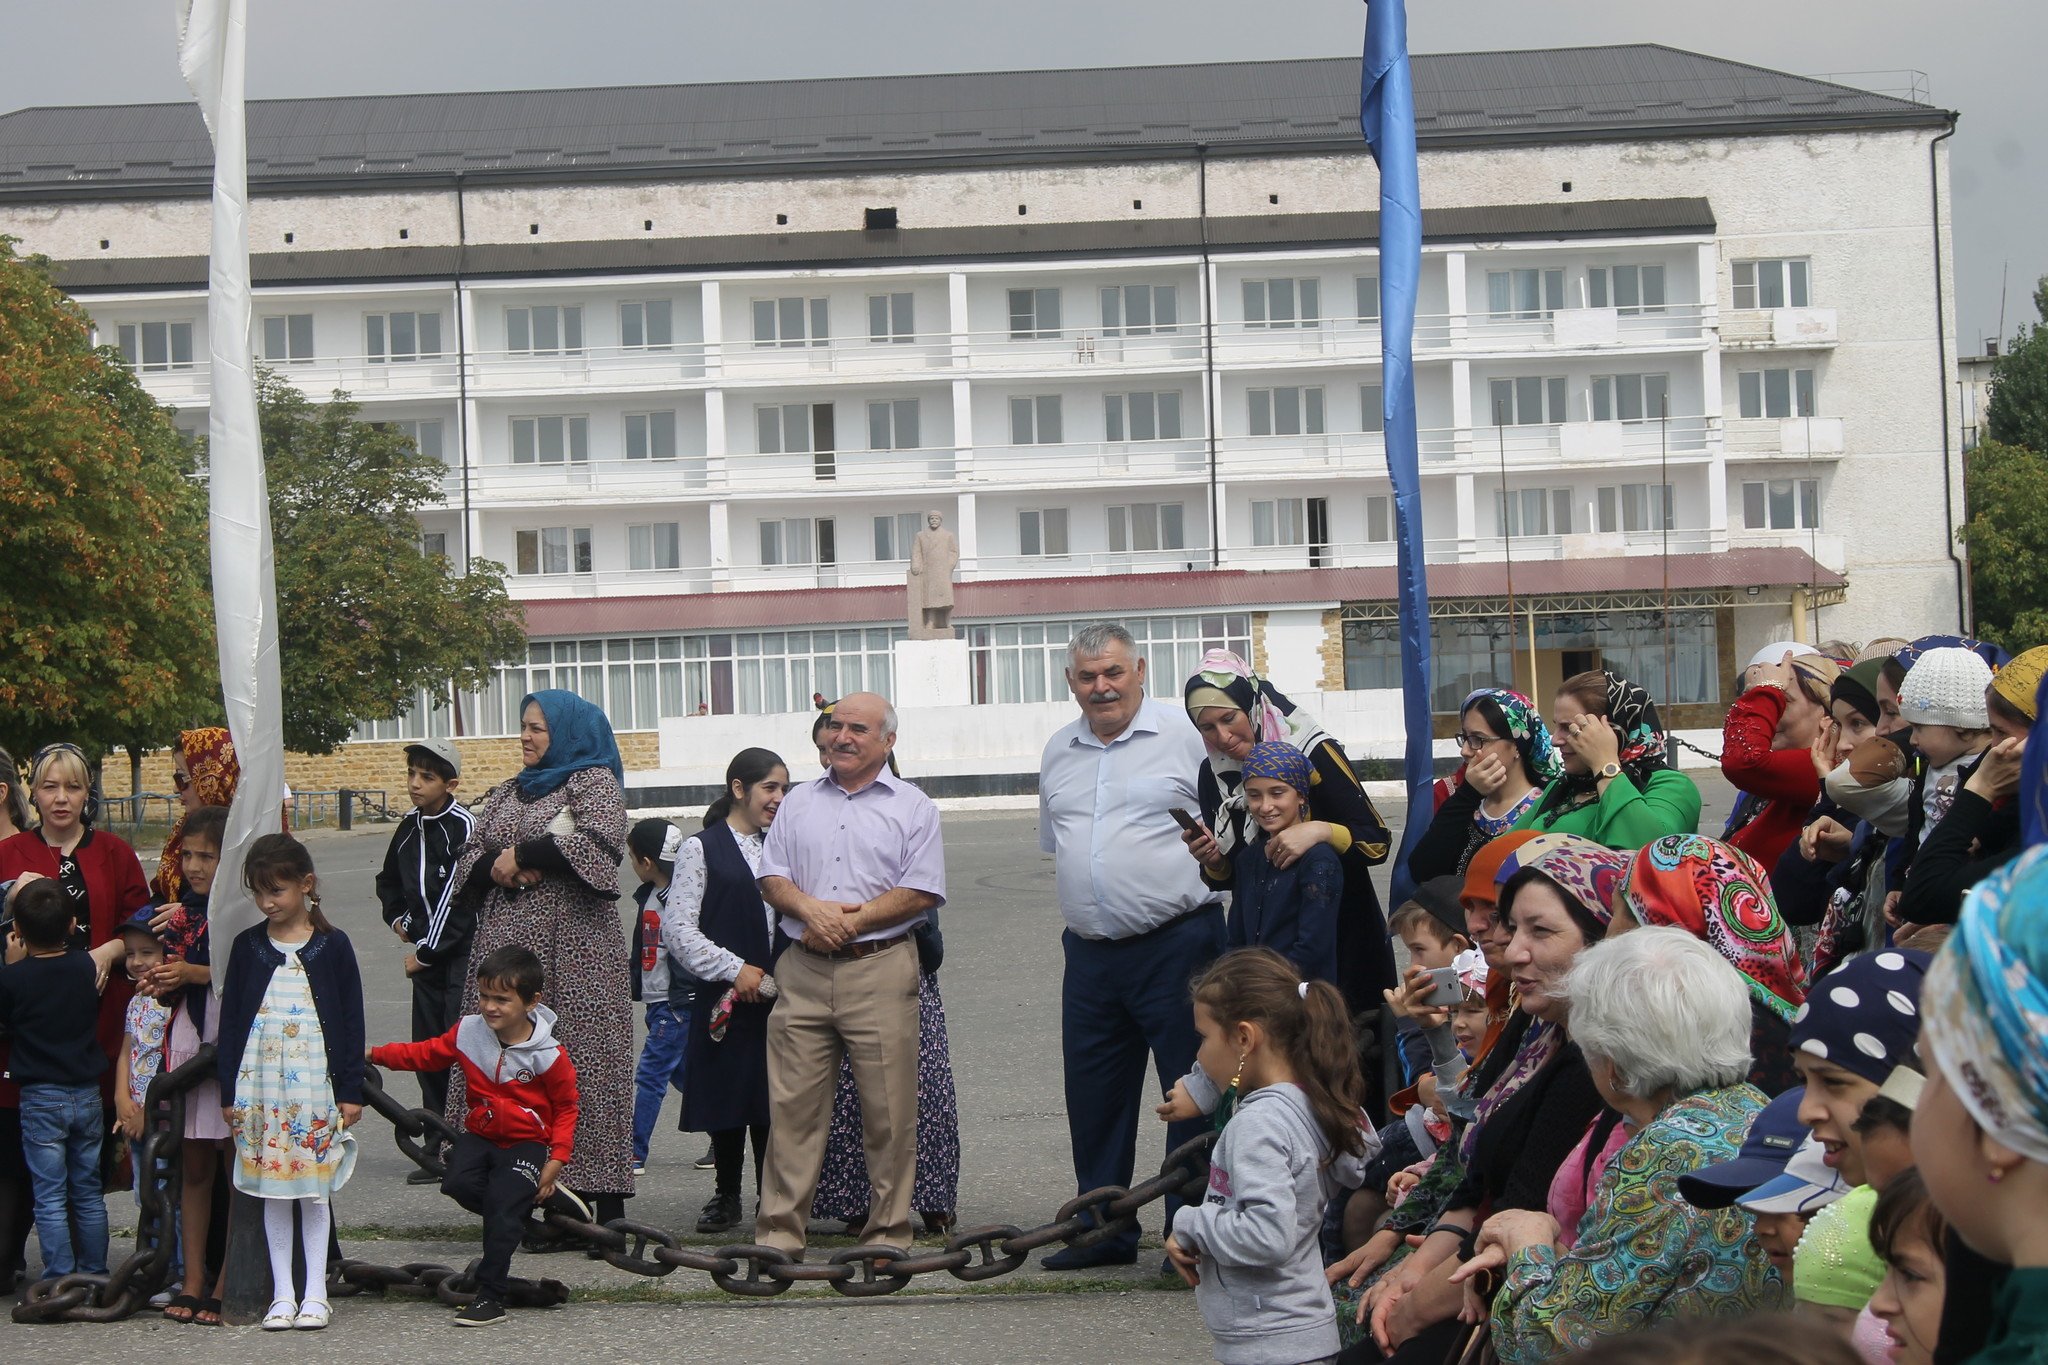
[
  {"left": 1720, "top": 687, "right": 1820, "bottom": 869},
  {"left": 370, "top": 1007, "right": 578, "bottom": 1163}
]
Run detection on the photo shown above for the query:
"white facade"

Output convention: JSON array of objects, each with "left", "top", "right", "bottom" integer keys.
[{"left": 0, "top": 54, "right": 1964, "bottom": 744}]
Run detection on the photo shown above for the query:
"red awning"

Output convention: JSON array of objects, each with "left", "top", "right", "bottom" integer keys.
[{"left": 519, "top": 547, "right": 1842, "bottom": 638}]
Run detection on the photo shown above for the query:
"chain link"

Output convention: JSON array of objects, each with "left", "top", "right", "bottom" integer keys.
[{"left": 17, "top": 1057, "right": 1211, "bottom": 1323}]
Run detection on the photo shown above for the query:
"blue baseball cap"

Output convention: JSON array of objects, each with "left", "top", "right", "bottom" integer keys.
[
  {"left": 1736, "top": 1133, "right": 1853, "bottom": 1215},
  {"left": 117, "top": 906, "right": 165, "bottom": 941},
  {"left": 1677, "top": 1087, "right": 1809, "bottom": 1209}
]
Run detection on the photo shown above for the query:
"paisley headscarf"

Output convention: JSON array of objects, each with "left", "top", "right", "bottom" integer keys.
[
  {"left": 1531, "top": 671, "right": 1670, "bottom": 824},
  {"left": 1893, "top": 634, "right": 2010, "bottom": 673},
  {"left": 1620, "top": 834, "right": 1807, "bottom": 1021},
  {"left": 1242, "top": 741, "right": 1312, "bottom": 798},
  {"left": 1184, "top": 649, "right": 1335, "bottom": 857},
  {"left": 516, "top": 689, "right": 624, "bottom": 798},
  {"left": 1922, "top": 845, "right": 2048, "bottom": 1163},
  {"left": 155, "top": 726, "right": 240, "bottom": 901},
  {"left": 1462, "top": 688, "right": 1562, "bottom": 787},
  {"left": 1495, "top": 832, "right": 1628, "bottom": 932}
]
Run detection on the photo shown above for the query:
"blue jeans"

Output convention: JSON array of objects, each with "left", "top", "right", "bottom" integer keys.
[
  {"left": 631, "top": 1002, "right": 691, "bottom": 1163},
  {"left": 20, "top": 1083, "right": 109, "bottom": 1279}
]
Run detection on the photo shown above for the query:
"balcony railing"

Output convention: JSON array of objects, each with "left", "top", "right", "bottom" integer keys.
[
  {"left": 1724, "top": 416, "right": 1843, "bottom": 459},
  {"left": 1721, "top": 308, "right": 1839, "bottom": 349},
  {"left": 503, "top": 566, "right": 714, "bottom": 599}
]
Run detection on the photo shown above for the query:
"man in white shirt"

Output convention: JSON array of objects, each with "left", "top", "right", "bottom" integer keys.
[{"left": 1036, "top": 622, "right": 1223, "bottom": 1268}]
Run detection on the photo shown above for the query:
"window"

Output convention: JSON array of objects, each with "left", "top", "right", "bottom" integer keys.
[
  {"left": 1486, "top": 268, "right": 1564, "bottom": 320},
  {"left": 873, "top": 512, "right": 923, "bottom": 562},
  {"left": 1732, "top": 258, "right": 1811, "bottom": 310},
  {"left": 1009, "top": 395, "right": 1064, "bottom": 445},
  {"left": 1487, "top": 376, "right": 1568, "bottom": 425},
  {"left": 867, "top": 399, "right": 921, "bottom": 450},
  {"left": 1247, "top": 386, "right": 1326, "bottom": 437},
  {"left": 511, "top": 415, "right": 589, "bottom": 464},
  {"left": 1494, "top": 488, "right": 1575, "bottom": 537},
  {"left": 760, "top": 517, "right": 835, "bottom": 567},
  {"left": 1355, "top": 275, "right": 1381, "bottom": 323},
  {"left": 1738, "top": 368, "right": 1818, "bottom": 419},
  {"left": 1107, "top": 502, "right": 1186, "bottom": 553},
  {"left": 1251, "top": 497, "right": 1328, "bottom": 548},
  {"left": 1360, "top": 384, "right": 1385, "bottom": 434},
  {"left": 1007, "top": 288, "right": 1062, "bottom": 340},
  {"left": 1243, "top": 277, "right": 1321, "bottom": 329},
  {"left": 1104, "top": 391, "right": 1183, "bottom": 441},
  {"left": 385, "top": 419, "right": 447, "bottom": 465},
  {"left": 1100, "top": 284, "right": 1177, "bottom": 336},
  {"left": 367, "top": 311, "right": 442, "bottom": 363},
  {"left": 757, "top": 403, "right": 836, "bottom": 479},
  {"left": 1591, "top": 373, "right": 1671, "bottom": 422},
  {"left": 260, "top": 313, "right": 313, "bottom": 364},
  {"left": 751, "top": 296, "right": 829, "bottom": 348},
  {"left": 867, "top": 293, "right": 915, "bottom": 344},
  {"left": 620, "top": 300, "right": 672, "bottom": 350},
  {"left": 967, "top": 613, "right": 1251, "bottom": 706},
  {"left": 1018, "top": 508, "right": 1070, "bottom": 557},
  {"left": 420, "top": 531, "right": 448, "bottom": 558},
  {"left": 1586, "top": 265, "right": 1666, "bottom": 315},
  {"left": 515, "top": 526, "right": 593, "bottom": 576},
  {"left": 1742, "top": 479, "right": 1821, "bottom": 531},
  {"left": 1344, "top": 607, "right": 1721, "bottom": 709},
  {"left": 624, "top": 411, "right": 677, "bottom": 461},
  {"left": 505, "top": 305, "right": 583, "bottom": 355},
  {"left": 1366, "top": 495, "right": 1393, "bottom": 543},
  {"left": 1595, "top": 483, "right": 1676, "bottom": 534},
  {"left": 626, "top": 522, "right": 682, "bottom": 571},
  {"left": 116, "top": 321, "right": 195, "bottom": 371}
]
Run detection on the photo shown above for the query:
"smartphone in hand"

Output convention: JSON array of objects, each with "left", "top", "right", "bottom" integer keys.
[
  {"left": 1168, "top": 807, "right": 1201, "bottom": 833},
  {"left": 1422, "top": 966, "right": 1464, "bottom": 1008}
]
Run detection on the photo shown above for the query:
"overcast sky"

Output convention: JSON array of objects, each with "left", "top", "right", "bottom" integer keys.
[{"left": 4, "top": 0, "right": 2040, "bottom": 346}]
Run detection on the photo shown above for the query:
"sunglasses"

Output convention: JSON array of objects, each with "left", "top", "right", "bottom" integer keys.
[{"left": 172, "top": 772, "right": 192, "bottom": 792}]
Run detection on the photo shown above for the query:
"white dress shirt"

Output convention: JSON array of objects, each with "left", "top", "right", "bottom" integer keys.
[{"left": 1038, "top": 696, "right": 1213, "bottom": 940}]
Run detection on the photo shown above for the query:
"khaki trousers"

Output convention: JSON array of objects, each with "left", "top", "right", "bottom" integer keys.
[{"left": 755, "top": 937, "right": 921, "bottom": 1253}]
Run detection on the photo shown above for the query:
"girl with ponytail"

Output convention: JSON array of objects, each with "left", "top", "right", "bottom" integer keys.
[{"left": 1164, "top": 947, "right": 1375, "bottom": 1365}]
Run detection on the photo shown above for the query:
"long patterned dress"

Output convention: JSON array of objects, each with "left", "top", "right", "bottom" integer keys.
[
  {"left": 230, "top": 941, "right": 358, "bottom": 1199},
  {"left": 808, "top": 971, "right": 962, "bottom": 1221},
  {"left": 449, "top": 767, "right": 635, "bottom": 1197}
]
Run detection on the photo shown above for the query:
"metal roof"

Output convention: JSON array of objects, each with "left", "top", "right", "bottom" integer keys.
[
  {"left": 45, "top": 197, "right": 1713, "bottom": 292},
  {"left": 0, "top": 45, "right": 1943, "bottom": 197},
  {"left": 517, "top": 549, "right": 1842, "bottom": 638}
]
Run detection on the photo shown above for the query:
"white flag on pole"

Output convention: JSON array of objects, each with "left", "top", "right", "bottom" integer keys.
[{"left": 178, "top": 0, "right": 285, "bottom": 983}]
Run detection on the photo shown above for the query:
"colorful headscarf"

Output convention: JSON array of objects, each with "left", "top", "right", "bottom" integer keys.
[
  {"left": 1893, "top": 634, "right": 2010, "bottom": 673},
  {"left": 1531, "top": 671, "right": 1670, "bottom": 823},
  {"left": 1620, "top": 834, "right": 1807, "bottom": 1021},
  {"left": 1494, "top": 832, "right": 1628, "bottom": 930},
  {"left": 1790, "top": 947, "right": 1929, "bottom": 1085},
  {"left": 1921, "top": 845, "right": 2048, "bottom": 1163},
  {"left": 1184, "top": 649, "right": 1335, "bottom": 858},
  {"left": 1461, "top": 829, "right": 1545, "bottom": 907},
  {"left": 1462, "top": 688, "right": 1563, "bottom": 786},
  {"left": 515, "top": 689, "right": 625, "bottom": 798},
  {"left": 1242, "top": 741, "right": 1312, "bottom": 799},
  {"left": 155, "top": 726, "right": 240, "bottom": 901},
  {"left": 1991, "top": 645, "right": 2048, "bottom": 723}
]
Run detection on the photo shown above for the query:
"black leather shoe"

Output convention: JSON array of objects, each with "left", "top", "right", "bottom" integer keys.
[{"left": 696, "top": 1193, "right": 742, "bottom": 1235}]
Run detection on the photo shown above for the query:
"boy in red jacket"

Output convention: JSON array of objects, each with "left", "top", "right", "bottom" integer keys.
[{"left": 368, "top": 944, "right": 577, "bottom": 1327}]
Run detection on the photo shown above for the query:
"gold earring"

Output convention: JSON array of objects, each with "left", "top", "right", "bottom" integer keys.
[{"left": 1229, "top": 1051, "right": 1247, "bottom": 1091}]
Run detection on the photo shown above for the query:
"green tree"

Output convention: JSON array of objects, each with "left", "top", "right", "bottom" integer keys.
[
  {"left": 0, "top": 238, "right": 218, "bottom": 774},
  {"left": 1961, "top": 439, "right": 2048, "bottom": 650},
  {"left": 250, "top": 371, "right": 524, "bottom": 752},
  {"left": 1986, "top": 276, "right": 2048, "bottom": 454}
]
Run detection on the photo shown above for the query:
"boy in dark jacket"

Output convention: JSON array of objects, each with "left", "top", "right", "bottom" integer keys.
[
  {"left": 368, "top": 945, "right": 578, "bottom": 1328},
  {"left": 374, "top": 739, "right": 474, "bottom": 1130}
]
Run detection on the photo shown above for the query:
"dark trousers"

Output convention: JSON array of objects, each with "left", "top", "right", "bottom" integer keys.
[
  {"left": 410, "top": 958, "right": 463, "bottom": 1115},
  {"left": 710, "top": 1124, "right": 769, "bottom": 1199},
  {"left": 1059, "top": 906, "right": 1225, "bottom": 1255},
  {"left": 442, "top": 1134, "right": 544, "bottom": 1301}
]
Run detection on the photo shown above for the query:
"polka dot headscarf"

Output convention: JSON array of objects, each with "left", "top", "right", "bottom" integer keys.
[{"left": 1789, "top": 948, "right": 1931, "bottom": 1084}]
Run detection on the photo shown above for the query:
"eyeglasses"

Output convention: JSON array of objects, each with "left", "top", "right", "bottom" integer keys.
[
  {"left": 171, "top": 772, "right": 192, "bottom": 792},
  {"left": 1454, "top": 731, "right": 1502, "bottom": 751}
]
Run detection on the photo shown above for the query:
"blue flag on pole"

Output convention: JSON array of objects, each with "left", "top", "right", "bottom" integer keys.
[{"left": 1361, "top": 0, "right": 1433, "bottom": 906}]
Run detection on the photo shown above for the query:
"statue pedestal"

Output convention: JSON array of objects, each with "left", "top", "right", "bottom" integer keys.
[{"left": 893, "top": 638, "right": 971, "bottom": 709}]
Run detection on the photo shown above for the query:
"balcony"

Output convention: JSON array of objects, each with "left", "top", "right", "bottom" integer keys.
[
  {"left": 1724, "top": 416, "right": 1844, "bottom": 460},
  {"left": 1213, "top": 429, "right": 1467, "bottom": 479},
  {"left": 968, "top": 328, "right": 1204, "bottom": 372},
  {"left": 470, "top": 344, "right": 710, "bottom": 393},
  {"left": 972, "top": 548, "right": 1210, "bottom": 578},
  {"left": 1463, "top": 304, "right": 1712, "bottom": 354},
  {"left": 1721, "top": 308, "right": 1839, "bottom": 349},
  {"left": 505, "top": 566, "right": 714, "bottom": 600},
  {"left": 971, "top": 439, "right": 1208, "bottom": 487},
  {"left": 457, "top": 458, "right": 711, "bottom": 507}
]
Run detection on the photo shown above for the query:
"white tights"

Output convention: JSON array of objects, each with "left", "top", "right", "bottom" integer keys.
[{"left": 262, "top": 1197, "right": 332, "bottom": 1307}]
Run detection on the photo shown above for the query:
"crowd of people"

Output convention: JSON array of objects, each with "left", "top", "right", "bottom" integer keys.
[{"left": 0, "top": 624, "right": 2043, "bottom": 1362}]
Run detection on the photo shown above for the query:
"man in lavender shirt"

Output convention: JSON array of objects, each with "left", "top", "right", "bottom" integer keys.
[{"left": 753, "top": 692, "right": 946, "bottom": 1255}]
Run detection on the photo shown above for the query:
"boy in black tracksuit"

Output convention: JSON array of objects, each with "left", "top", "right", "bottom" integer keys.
[{"left": 375, "top": 739, "right": 474, "bottom": 1131}]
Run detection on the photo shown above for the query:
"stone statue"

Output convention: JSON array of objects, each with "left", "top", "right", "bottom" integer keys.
[{"left": 907, "top": 510, "right": 958, "bottom": 639}]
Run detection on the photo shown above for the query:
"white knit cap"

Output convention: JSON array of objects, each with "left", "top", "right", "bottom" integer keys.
[
  {"left": 1899, "top": 646, "right": 1993, "bottom": 730},
  {"left": 1748, "top": 641, "right": 1821, "bottom": 669}
]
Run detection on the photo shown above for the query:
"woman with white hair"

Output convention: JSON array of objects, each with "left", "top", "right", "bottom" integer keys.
[{"left": 1450, "top": 927, "right": 1787, "bottom": 1362}]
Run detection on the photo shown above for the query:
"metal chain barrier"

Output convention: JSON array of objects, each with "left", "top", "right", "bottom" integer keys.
[{"left": 15, "top": 1058, "right": 1212, "bottom": 1323}]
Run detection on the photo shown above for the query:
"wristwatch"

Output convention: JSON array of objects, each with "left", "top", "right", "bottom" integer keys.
[{"left": 1597, "top": 761, "right": 1623, "bottom": 780}]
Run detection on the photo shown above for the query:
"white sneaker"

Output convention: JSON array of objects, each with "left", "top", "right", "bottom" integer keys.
[{"left": 262, "top": 1298, "right": 298, "bottom": 1331}]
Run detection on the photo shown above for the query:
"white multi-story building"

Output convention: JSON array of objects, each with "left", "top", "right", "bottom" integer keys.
[{"left": 0, "top": 44, "right": 1965, "bottom": 779}]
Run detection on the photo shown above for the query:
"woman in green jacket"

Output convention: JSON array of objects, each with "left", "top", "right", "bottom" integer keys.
[{"left": 1511, "top": 670, "right": 1701, "bottom": 848}]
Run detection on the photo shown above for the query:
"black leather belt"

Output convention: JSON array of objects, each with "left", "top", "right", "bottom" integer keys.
[
  {"left": 793, "top": 929, "right": 914, "bottom": 962},
  {"left": 1099, "top": 902, "right": 1223, "bottom": 946}
]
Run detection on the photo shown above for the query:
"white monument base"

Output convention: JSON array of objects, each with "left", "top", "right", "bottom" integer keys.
[{"left": 893, "top": 637, "right": 972, "bottom": 709}]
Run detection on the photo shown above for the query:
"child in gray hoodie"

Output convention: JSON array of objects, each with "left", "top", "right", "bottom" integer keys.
[{"left": 1166, "top": 948, "right": 1374, "bottom": 1365}]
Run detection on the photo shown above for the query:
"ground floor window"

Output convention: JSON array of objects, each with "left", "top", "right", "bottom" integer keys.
[{"left": 966, "top": 613, "right": 1252, "bottom": 705}]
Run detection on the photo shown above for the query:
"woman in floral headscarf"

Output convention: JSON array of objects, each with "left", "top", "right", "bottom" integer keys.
[
  {"left": 154, "top": 726, "right": 240, "bottom": 901},
  {"left": 1616, "top": 833, "right": 1807, "bottom": 1096},
  {"left": 1409, "top": 689, "right": 1561, "bottom": 882},
  {"left": 1513, "top": 670, "right": 1701, "bottom": 847},
  {"left": 1183, "top": 649, "right": 1395, "bottom": 1016}
]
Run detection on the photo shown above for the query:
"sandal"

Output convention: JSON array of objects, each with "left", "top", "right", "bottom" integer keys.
[
  {"left": 262, "top": 1298, "right": 298, "bottom": 1331},
  {"left": 161, "top": 1293, "right": 201, "bottom": 1324},
  {"left": 293, "top": 1299, "right": 331, "bottom": 1330},
  {"left": 194, "top": 1297, "right": 224, "bottom": 1327}
]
